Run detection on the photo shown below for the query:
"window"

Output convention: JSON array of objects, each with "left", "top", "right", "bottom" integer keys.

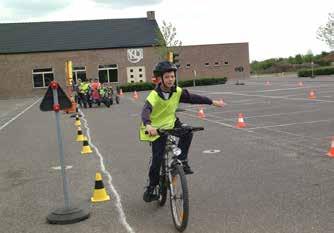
[
  {"left": 139, "top": 74, "right": 143, "bottom": 77},
  {"left": 98, "top": 64, "right": 118, "bottom": 83},
  {"left": 224, "top": 61, "right": 229, "bottom": 65},
  {"left": 130, "top": 69, "right": 133, "bottom": 72},
  {"left": 234, "top": 66, "right": 244, "bottom": 72},
  {"left": 72, "top": 66, "right": 87, "bottom": 84},
  {"left": 139, "top": 68, "right": 142, "bottom": 72},
  {"left": 32, "top": 68, "right": 54, "bottom": 88},
  {"left": 205, "top": 62, "right": 210, "bottom": 67},
  {"left": 130, "top": 75, "right": 134, "bottom": 78},
  {"left": 214, "top": 62, "right": 220, "bottom": 66},
  {"left": 186, "top": 64, "right": 191, "bottom": 69}
]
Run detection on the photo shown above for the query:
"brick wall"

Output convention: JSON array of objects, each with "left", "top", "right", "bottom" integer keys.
[{"left": 0, "top": 43, "right": 249, "bottom": 98}]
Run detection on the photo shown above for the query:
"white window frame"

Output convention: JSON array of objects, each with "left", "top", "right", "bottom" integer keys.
[
  {"left": 98, "top": 64, "right": 118, "bottom": 83},
  {"left": 73, "top": 66, "right": 86, "bottom": 83},
  {"left": 32, "top": 68, "right": 54, "bottom": 88}
]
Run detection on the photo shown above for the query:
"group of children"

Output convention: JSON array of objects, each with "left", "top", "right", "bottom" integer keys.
[{"left": 73, "top": 78, "right": 120, "bottom": 108}]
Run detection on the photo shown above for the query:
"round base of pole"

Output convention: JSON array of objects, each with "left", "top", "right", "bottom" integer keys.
[{"left": 47, "top": 206, "right": 90, "bottom": 224}]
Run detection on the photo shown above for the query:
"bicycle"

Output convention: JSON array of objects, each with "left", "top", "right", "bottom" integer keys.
[{"left": 147, "top": 125, "right": 204, "bottom": 232}]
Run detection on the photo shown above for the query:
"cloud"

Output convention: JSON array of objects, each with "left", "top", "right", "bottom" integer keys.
[
  {"left": 1, "top": 0, "right": 71, "bottom": 18},
  {"left": 93, "top": 0, "right": 162, "bottom": 9}
]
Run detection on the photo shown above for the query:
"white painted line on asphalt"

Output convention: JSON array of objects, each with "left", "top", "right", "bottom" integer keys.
[
  {"left": 203, "top": 149, "right": 221, "bottom": 154},
  {"left": 179, "top": 111, "right": 255, "bottom": 133},
  {"left": 230, "top": 109, "right": 321, "bottom": 120},
  {"left": 0, "top": 97, "right": 41, "bottom": 131},
  {"left": 192, "top": 90, "right": 334, "bottom": 103},
  {"left": 237, "top": 85, "right": 326, "bottom": 93},
  {"left": 51, "top": 165, "right": 73, "bottom": 170},
  {"left": 79, "top": 110, "right": 135, "bottom": 233},
  {"left": 248, "top": 119, "right": 334, "bottom": 130}
]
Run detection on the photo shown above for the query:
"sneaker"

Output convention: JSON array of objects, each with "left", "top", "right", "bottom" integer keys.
[
  {"left": 183, "top": 163, "right": 194, "bottom": 175},
  {"left": 143, "top": 185, "right": 158, "bottom": 202}
]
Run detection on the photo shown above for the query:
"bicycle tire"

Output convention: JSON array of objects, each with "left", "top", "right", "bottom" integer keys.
[
  {"left": 170, "top": 164, "right": 189, "bottom": 232},
  {"left": 157, "top": 174, "right": 168, "bottom": 206}
]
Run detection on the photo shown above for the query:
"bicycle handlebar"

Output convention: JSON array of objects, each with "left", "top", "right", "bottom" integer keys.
[{"left": 145, "top": 126, "right": 204, "bottom": 137}]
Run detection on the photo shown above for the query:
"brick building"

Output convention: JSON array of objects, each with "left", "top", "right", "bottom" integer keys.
[{"left": 0, "top": 11, "right": 249, "bottom": 98}]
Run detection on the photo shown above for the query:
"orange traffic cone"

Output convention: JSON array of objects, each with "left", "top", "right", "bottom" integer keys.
[
  {"left": 119, "top": 88, "right": 124, "bottom": 96},
  {"left": 298, "top": 81, "right": 304, "bottom": 87},
  {"left": 236, "top": 113, "right": 246, "bottom": 128},
  {"left": 91, "top": 172, "right": 110, "bottom": 202},
  {"left": 197, "top": 107, "right": 205, "bottom": 118},
  {"left": 327, "top": 137, "right": 334, "bottom": 157},
  {"left": 308, "top": 90, "right": 316, "bottom": 99},
  {"left": 133, "top": 91, "right": 139, "bottom": 100}
]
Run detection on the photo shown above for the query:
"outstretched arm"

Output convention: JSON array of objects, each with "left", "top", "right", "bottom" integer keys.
[{"left": 180, "top": 89, "right": 224, "bottom": 107}]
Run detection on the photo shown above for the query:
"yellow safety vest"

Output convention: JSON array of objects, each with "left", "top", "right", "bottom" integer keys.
[{"left": 139, "top": 87, "right": 182, "bottom": 142}]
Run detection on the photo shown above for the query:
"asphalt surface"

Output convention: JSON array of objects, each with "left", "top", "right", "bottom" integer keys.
[{"left": 1, "top": 75, "right": 334, "bottom": 233}]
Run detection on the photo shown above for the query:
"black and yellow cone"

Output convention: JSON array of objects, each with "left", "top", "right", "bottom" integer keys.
[
  {"left": 76, "top": 127, "right": 85, "bottom": 142},
  {"left": 91, "top": 172, "right": 110, "bottom": 202},
  {"left": 74, "top": 115, "right": 81, "bottom": 126},
  {"left": 81, "top": 136, "right": 92, "bottom": 154}
]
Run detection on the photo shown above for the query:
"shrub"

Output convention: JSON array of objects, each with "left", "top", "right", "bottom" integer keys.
[
  {"left": 298, "top": 66, "right": 334, "bottom": 77},
  {"left": 119, "top": 77, "right": 228, "bottom": 92}
]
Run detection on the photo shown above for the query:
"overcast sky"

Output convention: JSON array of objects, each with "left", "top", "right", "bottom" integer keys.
[{"left": 0, "top": 0, "right": 332, "bottom": 61}]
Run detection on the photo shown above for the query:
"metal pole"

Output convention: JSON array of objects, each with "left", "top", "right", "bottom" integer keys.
[
  {"left": 193, "top": 70, "right": 197, "bottom": 87},
  {"left": 311, "top": 61, "right": 314, "bottom": 78},
  {"left": 52, "top": 88, "right": 70, "bottom": 209}
]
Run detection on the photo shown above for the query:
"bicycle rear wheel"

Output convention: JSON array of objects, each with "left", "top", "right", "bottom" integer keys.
[{"left": 170, "top": 164, "right": 189, "bottom": 232}]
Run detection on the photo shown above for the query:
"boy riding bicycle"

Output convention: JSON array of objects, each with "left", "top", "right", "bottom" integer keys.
[{"left": 139, "top": 61, "right": 224, "bottom": 202}]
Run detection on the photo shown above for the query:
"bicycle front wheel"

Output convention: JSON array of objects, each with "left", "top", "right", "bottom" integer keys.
[
  {"left": 158, "top": 173, "right": 167, "bottom": 206},
  {"left": 169, "top": 164, "right": 189, "bottom": 232}
]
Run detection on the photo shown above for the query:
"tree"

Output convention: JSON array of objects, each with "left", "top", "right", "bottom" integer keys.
[
  {"left": 154, "top": 21, "right": 182, "bottom": 60},
  {"left": 317, "top": 12, "right": 334, "bottom": 50}
]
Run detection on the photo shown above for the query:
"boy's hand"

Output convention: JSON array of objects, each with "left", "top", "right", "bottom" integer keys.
[
  {"left": 212, "top": 99, "right": 225, "bottom": 107},
  {"left": 146, "top": 125, "right": 158, "bottom": 136}
]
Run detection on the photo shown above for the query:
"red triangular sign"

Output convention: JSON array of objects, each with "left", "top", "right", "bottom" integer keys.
[{"left": 40, "top": 84, "right": 72, "bottom": 111}]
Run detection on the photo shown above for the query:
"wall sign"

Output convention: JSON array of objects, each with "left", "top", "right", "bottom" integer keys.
[{"left": 127, "top": 48, "right": 143, "bottom": 63}]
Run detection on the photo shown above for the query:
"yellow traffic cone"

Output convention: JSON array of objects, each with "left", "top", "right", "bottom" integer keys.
[
  {"left": 91, "top": 172, "right": 110, "bottom": 202},
  {"left": 76, "top": 127, "right": 85, "bottom": 142},
  {"left": 74, "top": 115, "right": 81, "bottom": 126},
  {"left": 81, "top": 137, "right": 92, "bottom": 154}
]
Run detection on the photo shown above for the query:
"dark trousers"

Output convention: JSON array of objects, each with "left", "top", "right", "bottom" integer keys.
[{"left": 148, "top": 131, "right": 193, "bottom": 186}]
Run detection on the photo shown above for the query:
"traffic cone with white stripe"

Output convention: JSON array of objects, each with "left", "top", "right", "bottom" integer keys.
[
  {"left": 81, "top": 136, "right": 92, "bottom": 154},
  {"left": 76, "top": 127, "right": 85, "bottom": 142},
  {"left": 197, "top": 106, "right": 205, "bottom": 119},
  {"left": 327, "top": 137, "right": 334, "bottom": 157},
  {"left": 119, "top": 88, "right": 124, "bottom": 96},
  {"left": 236, "top": 113, "right": 246, "bottom": 128},
  {"left": 91, "top": 172, "right": 110, "bottom": 202},
  {"left": 133, "top": 91, "right": 139, "bottom": 100},
  {"left": 74, "top": 115, "right": 81, "bottom": 126}
]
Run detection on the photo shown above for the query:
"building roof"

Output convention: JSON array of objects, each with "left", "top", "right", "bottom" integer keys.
[{"left": 0, "top": 17, "right": 160, "bottom": 54}]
